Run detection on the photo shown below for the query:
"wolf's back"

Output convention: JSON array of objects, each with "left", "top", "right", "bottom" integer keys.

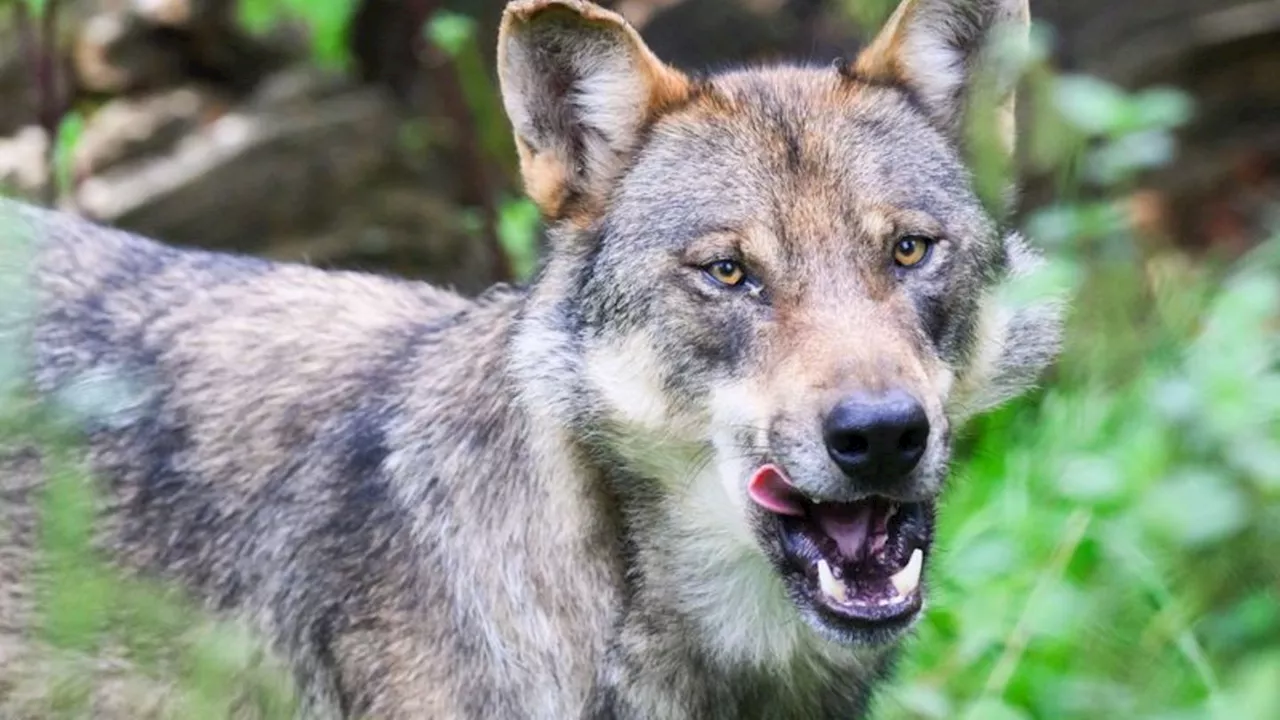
[{"left": 0, "top": 198, "right": 505, "bottom": 717}]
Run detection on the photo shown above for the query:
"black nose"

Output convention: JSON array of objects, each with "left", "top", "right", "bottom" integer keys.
[{"left": 823, "top": 390, "right": 930, "bottom": 484}]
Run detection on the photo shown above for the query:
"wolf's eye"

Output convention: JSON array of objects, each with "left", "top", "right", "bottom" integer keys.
[
  {"left": 893, "top": 236, "right": 933, "bottom": 268},
  {"left": 704, "top": 260, "right": 747, "bottom": 287}
]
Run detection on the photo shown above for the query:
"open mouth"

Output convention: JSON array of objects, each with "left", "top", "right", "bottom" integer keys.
[{"left": 749, "top": 464, "right": 933, "bottom": 639}]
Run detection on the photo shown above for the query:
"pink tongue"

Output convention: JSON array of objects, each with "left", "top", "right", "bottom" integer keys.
[
  {"left": 748, "top": 466, "right": 875, "bottom": 559},
  {"left": 747, "top": 465, "right": 807, "bottom": 517},
  {"left": 812, "top": 503, "right": 873, "bottom": 559}
]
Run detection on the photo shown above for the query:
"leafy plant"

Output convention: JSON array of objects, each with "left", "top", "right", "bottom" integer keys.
[
  {"left": 238, "top": 0, "right": 360, "bottom": 69},
  {"left": 874, "top": 23, "right": 1279, "bottom": 720}
]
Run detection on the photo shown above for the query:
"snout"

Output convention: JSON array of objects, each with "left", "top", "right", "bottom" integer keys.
[
  {"left": 822, "top": 389, "right": 929, "bottom": 493},
  {"left": 736, "top": 386, "right": 943, "bottom": 642}
]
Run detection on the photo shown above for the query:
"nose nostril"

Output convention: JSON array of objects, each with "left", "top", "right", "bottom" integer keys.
[
  {"left": 898, "top": 428, "right": 927, "bottom": 455},
  {"left": 830, "top": 432, "right": 869, "bottom": 458}
]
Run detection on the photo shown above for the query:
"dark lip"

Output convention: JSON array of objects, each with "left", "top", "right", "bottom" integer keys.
[{"left": 755, "top": 495, "right": 936, "bottom": 644}]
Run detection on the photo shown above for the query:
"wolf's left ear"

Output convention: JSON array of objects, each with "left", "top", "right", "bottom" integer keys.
[
  {"left": 854, "top": 0, "right": 1029, "bottom": 155},
  {"left": 498, "top": 1, "right": 692, "bottom": 220}
]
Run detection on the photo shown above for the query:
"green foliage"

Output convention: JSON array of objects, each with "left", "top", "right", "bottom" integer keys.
[
  {"left": 238, "top": 0, "right": 359, "bottom": 68},
  {"left": 0, "top": 397, "right": 299, "bottom": 718},
  {"left": 52, "top": 111, "right": 84, "bottom": 199},
  {"left": 876, "top": 49, "right": 1279, "bottom": 720},
  {"left": 878, "top": 241, "right": 1280, "bottom": 719},
  {"left": 842, "top": 0, "right": 899, "bottom": 37},
  {"left": 0, "top": 214, "right": 297, "bottom": 717},
  {"left": 18, "top": 0, "right": 49, "bottom": 16},
  {"left": 424, "top": 9, "right": 536, "bottom": 282},
  {"left": 498, "top": 196, "right": 542, "bottom": 282}
]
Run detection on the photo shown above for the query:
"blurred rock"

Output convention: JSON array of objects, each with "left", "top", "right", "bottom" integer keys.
[
  {"left": 261, "top": 180, "right": 500, "bottom": 294},
  {"left": 0, "top": 4, "right": 82, "bottom": 138},
  {"left": 60, "top": 62, "right": 501, "bottom": 292},
  {"left": 74, "top": 10, "right": 187, "bottom": 94},
  {"left": 71, "top": 82, "right": 399, "bottom": 251},
  {"left": 0, "top": 126, "right": 51, "bottom": 198},
  {"left": 128, "top": 0, "right": 235, "bottom": 29},
  {"left": 71, "top": 85, "right": 226, "bottom": 178},
  {"left": 1035, "top": 0, "right": 1280, "bottom": 85},
  {"left": 639, "top": 0, "right": 839, "bottom": 70},
  {"left": 0, "top": 36, "right": 35, "bottom": 138},
  {"left": 244, "top": 64, "right": 357, "bottom": 112},
  {"left": 72, "top": 4, "right": 299, "bottom": 96}
]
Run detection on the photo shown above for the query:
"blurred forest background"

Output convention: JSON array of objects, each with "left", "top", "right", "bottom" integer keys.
[{"left": 0, "top": 0, "right": 1278, "bottom": 718}]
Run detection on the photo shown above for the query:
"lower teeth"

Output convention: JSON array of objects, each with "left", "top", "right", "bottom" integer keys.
[
  {"left": 815, "top": 547, "right": 924, "bottom": 606},
  {"left": 817, "top": 559, "right": 848, "bottom": 603},
  {"left": 890, "top": 549, "right": 924, "bottom": 597}
]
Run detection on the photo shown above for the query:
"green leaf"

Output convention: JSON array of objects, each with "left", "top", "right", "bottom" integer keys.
[
  {"left": 498, "top": 197, "right": 542, "bottom": 281},
  {"left": 1231, "top": 435, "right": 1280, "bottom": 493},
  {"left": 948, "top": 536, "right": 1022, "bottom": 588},
  {"left": 1085, "top": 129, "right": 1176, "bottom": 184},
  {"left": 1141, "top": 471, "right": 1250, "bottom": 548},
  {"left": 888, "top": 682, "right": 954, "bottom": 719},
  {"left": 1021, "top": 581, "right": 1089, "bottom": 642},
  {"left": 964, "top": 698, "right": 1031, "bottom": 720},
  {"left": 1053, "top": 75, "right": 1129, "bottom": 135},
  {"left": 426, "top": 11, "right": 478, "bottom": 58},
  {"left": 1132, "top": 87, "right": 1195, "bottom": 130},
  {"left": 53, "top": 111, "right": 85, "bottom": 199},
  {"left": 1055, "top": 454, "right": 1125, "bottom": 505},
  {"left": 237, "top": 0, "right": 282, "bottom": 34},
  {"left": 1215, "top": 652, "right": 1280, "bottom": 720},
  {"left": 1202, "top": 591, "right": 1280, "bottom": 654},
  {"left": 305, "top": 0, "right": 358, "bottom": 68},
  {"left": 1026, "top": 201, "right": 1127, "bottom": 247}
]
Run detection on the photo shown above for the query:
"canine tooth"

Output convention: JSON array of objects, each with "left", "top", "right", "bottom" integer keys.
[
  {"left": 890, "top": 549, "right": 923, "bottom": 597},
  {"left": 817, "top": 559, "right": 847, "bottom": 603}
]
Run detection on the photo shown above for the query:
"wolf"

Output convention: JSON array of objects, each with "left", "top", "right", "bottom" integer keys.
[{"left": 0, "top": 0, "right": 1063, "bottom": 717}]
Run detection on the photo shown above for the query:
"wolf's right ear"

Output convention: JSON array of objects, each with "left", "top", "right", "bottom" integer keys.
[{"left": 498, "top": 0, "right": 692, "bottom": 220}]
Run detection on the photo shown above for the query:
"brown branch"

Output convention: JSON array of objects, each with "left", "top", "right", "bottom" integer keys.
[
  {"left": 39, "top": 0, "right": 63, "bottom": 206},
  {"left": 349, "top": 0, "right": 514, "bottom": 283},
  {"left": 15, "top": 0, "right": 67, "bottom": 206},
  {"left": 426, "top": 54, "right": 511, "bottom": 284},
  {"left": 411, "top": 2, "right": 512, "bottom": 285}
]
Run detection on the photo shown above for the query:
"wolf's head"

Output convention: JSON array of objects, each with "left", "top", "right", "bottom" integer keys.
[{"left": 500, "top": 0, "right": 1062, "bottom": 653}]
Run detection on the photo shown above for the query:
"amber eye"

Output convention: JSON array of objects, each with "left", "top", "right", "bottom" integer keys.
[
  {"left": 705, "top": 259, "right": 747, "bottom": 287},
  {"left": 893, "top": 236, "right": 933, "bottom": 268}
]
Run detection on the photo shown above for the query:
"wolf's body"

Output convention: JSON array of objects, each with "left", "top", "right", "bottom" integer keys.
[
  {"left": 0, "top": 197, "right": 887, "bottom": 719},
  {"left": 0, "top": 1, "right": 1062, "bottom": 718}
]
